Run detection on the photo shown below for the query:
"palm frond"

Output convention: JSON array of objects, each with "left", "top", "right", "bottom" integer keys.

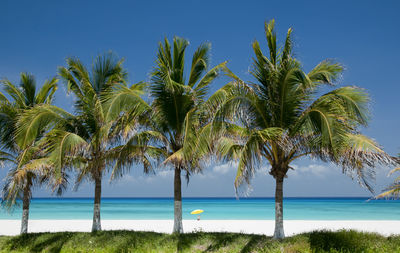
[
  {"left": 0, "top": 91, "right": 10, "bottom": 103},
  {"left": 45, "top": 130, "right": 89, "bottom": 170},
  {"left": 188, "top": 43, "right": 210, "bottom": 87},
  {"left": 339, "top": 134, "right": 396, "bottom": 192},
  {"left": 265, "top": 19, "right": 277, "bottom": 65},
  {"left": 35, "top": 77, "right": 58, "bottom": 104},
  {"left": 308, "top": 60, "right": 343, "bottom": 86},
  {"left": 102, "top": 82, "right": 150, "bottom": 122},
  {"left": 16, "top": 105, "right": 73, "bottom": 148},
  {"left": 19, "top": 73, "right": 37, "bottom": 106},
  {"left": 194, "top": 61, "right": 227, "bottom": 100},
  {"left": 1, "top": 79, "right": 25, "bottom": 107}
]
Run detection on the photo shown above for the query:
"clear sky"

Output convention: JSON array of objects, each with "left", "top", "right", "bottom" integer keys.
[{"left": 0, "top": 0, "right": 399, "bottom": 198}]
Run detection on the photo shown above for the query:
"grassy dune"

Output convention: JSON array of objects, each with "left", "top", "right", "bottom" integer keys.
[{"left": 0, "top": 230, "right": 399, "bottom": 252}]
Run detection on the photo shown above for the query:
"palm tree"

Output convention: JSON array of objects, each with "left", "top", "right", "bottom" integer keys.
[
  {"left": 212, "top": 20, "right": 395, "bottom": 239},
  {"left": 17, "top": 53, "right": 149, "bottom": 232},
  {"left": 0, "top": 73, "right": 58, "bottom": 234},
  {"left": 121, "top": 37, "right": 226, "bottom": 233},
  {"left": 376, "top": 154, "right": 400, "bottom": 199}
]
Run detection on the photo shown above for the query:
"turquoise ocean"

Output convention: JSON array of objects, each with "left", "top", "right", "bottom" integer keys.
[{"left": 1, "top": 198, "right": 399, "bottom": 220}]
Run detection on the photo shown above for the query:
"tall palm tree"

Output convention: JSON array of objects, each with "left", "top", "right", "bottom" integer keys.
[
  {"left": 0, "top": 73, "right": 58, "bottom": 234},
  {"left": 17, "top": 53, "right": 149, "bottom": 232},
  {"left": 212, "top": 20, "right": 395, "bottom": 239},
  {"left": 118, "top": 37, "right": 226, "bottom": 233}
]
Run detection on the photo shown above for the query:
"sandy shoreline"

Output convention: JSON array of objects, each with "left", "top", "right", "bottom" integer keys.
[{"left": 1, "top": 220, "right": 400, "bottom": 236}]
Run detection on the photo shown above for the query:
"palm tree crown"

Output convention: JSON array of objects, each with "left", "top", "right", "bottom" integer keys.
[{"left": 150, "top": 37, "right": 225, "bottom": 169}]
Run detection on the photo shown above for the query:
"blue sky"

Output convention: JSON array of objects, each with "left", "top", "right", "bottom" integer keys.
[{"left": 0, "top": 0, "right": 399, "bottom": 198}]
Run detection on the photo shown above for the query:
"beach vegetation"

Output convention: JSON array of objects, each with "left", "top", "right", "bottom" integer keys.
[{"left": 0, "top": 230, "right": 399, "bottom": 252}]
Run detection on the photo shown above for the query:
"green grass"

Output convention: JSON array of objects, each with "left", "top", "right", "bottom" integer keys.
[{"left": 0, "top": 230, "right": 399, "bottom": 253}]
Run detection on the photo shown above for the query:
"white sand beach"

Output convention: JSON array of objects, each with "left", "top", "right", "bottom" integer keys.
[{"left": 1, "top": 220, "right": 400, "bottom": 236}]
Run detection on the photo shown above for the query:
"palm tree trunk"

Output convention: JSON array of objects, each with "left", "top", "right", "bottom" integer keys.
[
  {"left": 92, "top": 175, "right": 102, "bottom": 232},
  {"left": 20, "top": 185, "right": 30, "bottom": 234},
  {"left": 173, "top": 167, "right": 183, "bottom": 233},
  {"left": 273, "top": 175, "right": 285, "bottom": 239}
]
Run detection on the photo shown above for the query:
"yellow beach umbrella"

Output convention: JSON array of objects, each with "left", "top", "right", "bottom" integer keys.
[{"left": 190, "top": 209, "right": 204, "bottom": 215}]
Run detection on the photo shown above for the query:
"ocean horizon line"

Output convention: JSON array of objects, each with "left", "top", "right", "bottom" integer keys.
[{"left": 21, "top": 196, "right": 380, "bottom": 200}]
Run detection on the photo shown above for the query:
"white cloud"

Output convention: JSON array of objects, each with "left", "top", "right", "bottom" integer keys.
[
  {"left": 258, "top": 166, "right": 270, "bottom": 175},
  {"left": 158, "top": 170, "right": 174, "bottom": 178},
  {"left": 212, "top": 162, "right": 238, "bottom": 175},
  {"left": 112, "top": 174, "right": 137, "bottom": 185},
  {"left": 289, "top": 164, "right": 333, "bottom": 177},
  {"left": 124, "top": 175, "right": 136, "bottom": 182}
]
